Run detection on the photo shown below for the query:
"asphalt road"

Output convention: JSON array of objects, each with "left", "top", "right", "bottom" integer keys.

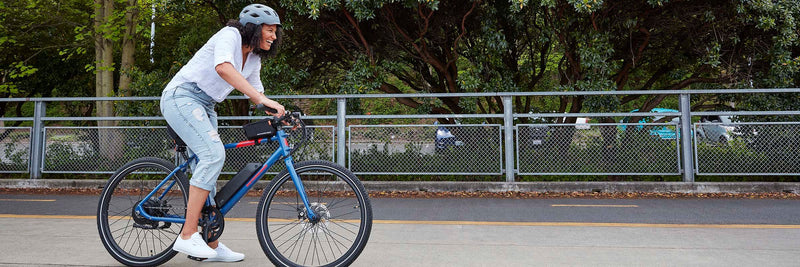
[
  {"left": 2, "top": 194, "right": 800, "bottom": 225},
  {"left": 1, "top": 193, "right": 800, "bottom": 266}
]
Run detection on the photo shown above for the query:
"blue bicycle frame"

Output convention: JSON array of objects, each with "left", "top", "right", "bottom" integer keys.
[{"left": 134, "top": 129, "right": 317, "bottom": 224}]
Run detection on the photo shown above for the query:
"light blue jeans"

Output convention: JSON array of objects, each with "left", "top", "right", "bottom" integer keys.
[{"left": 160, "top": 82, "right": 222, "bottom": 203}]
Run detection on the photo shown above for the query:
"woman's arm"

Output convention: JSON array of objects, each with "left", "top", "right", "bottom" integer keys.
[{"left": 215, "top": 62, "right": 285, "bottom": 116}]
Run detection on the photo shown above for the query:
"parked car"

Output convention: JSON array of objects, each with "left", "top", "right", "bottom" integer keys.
[
  {"left": 434, "top": 122, "right": 464, "bottom": 152},
  {"left": 696, "top": 115, "right": 733, "bottom": 143},
  {"left": 521, "top": 117, "right": 589, "bottom": 148},
  {"left": 619, "top": 108, "right": 680, "bottom": 140}
]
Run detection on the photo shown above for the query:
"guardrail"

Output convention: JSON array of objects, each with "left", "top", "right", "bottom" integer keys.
[{"left": 2, "top": 89, "right": 799, "bottom": 182}]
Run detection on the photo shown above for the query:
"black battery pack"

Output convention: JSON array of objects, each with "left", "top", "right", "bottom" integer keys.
[{"left": 215, "top": 163, "right": 261, "bottom": 207}]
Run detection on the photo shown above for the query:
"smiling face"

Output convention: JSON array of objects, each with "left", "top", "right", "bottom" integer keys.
[{"left": 260, "top": 24, "right": 278, "bottom": 51}]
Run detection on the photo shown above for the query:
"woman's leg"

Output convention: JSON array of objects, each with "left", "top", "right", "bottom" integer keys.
[
  {"left": 181, "top": 186, "right": 210, "bottom": 239},
  {"left": 161, "top": 84, "right": 225, "bottom": 240}
]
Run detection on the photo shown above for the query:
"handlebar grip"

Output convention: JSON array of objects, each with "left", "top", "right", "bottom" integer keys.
[{"left": 255, "top": 104, "right": 278, "bottom": 114}]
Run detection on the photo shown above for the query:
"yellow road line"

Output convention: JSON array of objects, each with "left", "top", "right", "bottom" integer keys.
[
  {"left": 372, "top": 220, "right": 800, "bottom": 229},
  {"left": 0, "top": 199, "right": 56, "bottom": 202},
  {"left": 2, "top": 214, "right": 800, "bottom": 229},
  {"left": 248, "top": 201, "right": 328, "bottom": 205},
  {"left": 0, "top": 214, "right": 93, "bottom": 219},
  {"left": 552, "top": 204, "right": 638, "bottom": 208}
]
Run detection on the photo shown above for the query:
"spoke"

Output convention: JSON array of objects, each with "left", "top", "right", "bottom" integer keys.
[
  {"left": 301, "top": 225, "right": 311, "bottom": 265},
  {"left": 155, "top": 228, "right": 171, "bottom": 249},
  {"left": 327, "top": 199, "right": 358, "bottom": 211},
  {"left": 318, "top": 227, "right": 330, "bottom": 264},
  {"left": 310, "top": 227, "right": 319, "bottom": 265},
  {"left": 323, "top": 198, "right": 347, "bottom": 210},
  {"left": 331, "top": 209, "right": 361, "bottom": 219},
  {"left": 268, "top": 220, "right": 305, "bottom": 227},
  {"left": 329, "top": 220, "right": 360, "bottom": 235},
  {"left": 270, "top": 208, "right": 300, "bottom": 213},
  {"left": 269, "top": 219, "right": 304, "bottom": 240},
  {"left": 111, "top": 221, "right": 135, "bottom": 240},
  {"left": 284, "top": 226, "right": 308, "bottom": 264},
  {"left": 321, "top": 225, "right": 346, "bottom": 255},
  {"left": 144, "top": 228, "right": 151, "bottom": 257},
  {"left": 272, "top": 222, "right": 305, "bottom": 247},
  {"left": 133, "top": 228, "right": 143, "bottom": 256},
  {"left": 120, "top": 220, "right": 136, "bottom": 253},
  {"left": 322, "top": 225, "right": 354, "bottom": 251}
]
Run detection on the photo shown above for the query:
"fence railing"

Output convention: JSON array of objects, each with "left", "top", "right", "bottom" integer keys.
[{"left": 2, "top": 89, "right": 800, "bottom": 182}]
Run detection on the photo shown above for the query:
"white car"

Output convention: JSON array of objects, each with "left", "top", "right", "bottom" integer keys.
[{"left": 696, "top": 115, "right": 733, "bottom": 143}]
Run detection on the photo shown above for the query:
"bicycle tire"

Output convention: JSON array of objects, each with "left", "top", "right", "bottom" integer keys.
[
  {"left": 256, "top": 160, "right": 372, "bottom": 267},
  {"left": 97, "top": 157, "right": 189, "bottom": 266}
]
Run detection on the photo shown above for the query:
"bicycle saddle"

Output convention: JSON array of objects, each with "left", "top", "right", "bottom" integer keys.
[{"left": 166, "top": 125, "right": 187, "bottom": 151}]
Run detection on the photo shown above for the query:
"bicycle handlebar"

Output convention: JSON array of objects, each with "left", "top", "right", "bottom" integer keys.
[
  {"left": 253, "top": 103, "right": 307, "bottom": 157},
  {"left": 254, "top": 103, "right": 278, "bottom": 114}
]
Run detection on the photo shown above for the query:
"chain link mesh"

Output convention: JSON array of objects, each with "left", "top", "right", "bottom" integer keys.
[
  {"left": 0, "top": 127, "right": 31, "bottom": 172},
  {"left": 517, "top": 124, "right": 681, "bottom": 174},
  {"left": 696, "top": 122, "right": 800, "bottom": 174},
  {"left": 42, "top": 126, "right": 334, "bottom": 174},
  {"left": 43, "top": 127, "right": 174, "bottom": 173},
  {"left": 29, "top": 122, "right": 800, "bottom": 176},
  {"left": 348, "top": 125, "right": 503, "bottom": 174}
]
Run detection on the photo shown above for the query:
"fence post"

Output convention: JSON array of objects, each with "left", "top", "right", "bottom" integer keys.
[
  {"left": 679, "top": 93, "right": 695, "bottom": 182},
  {"left": 502, "top": 96, "right": 515, "bottom": 183},
  {"left": 30, "top": 101, "right": 46, "bottom": 179},
  {"left": 336, "top": 98, "right": 347, "bottom": 168}
]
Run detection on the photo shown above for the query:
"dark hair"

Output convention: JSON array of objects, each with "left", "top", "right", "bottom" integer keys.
[{"left": 225, "top": 19, "right": 282, "bottom": 58}]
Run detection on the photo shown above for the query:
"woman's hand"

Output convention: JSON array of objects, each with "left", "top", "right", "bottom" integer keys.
[{"left": 259, "top": 97, "right": 285, "bottom": 117}]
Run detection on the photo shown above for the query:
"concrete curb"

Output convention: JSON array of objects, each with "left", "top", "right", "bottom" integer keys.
[{"left": 1, "top": 179, "right": 798, "bottom": 193}]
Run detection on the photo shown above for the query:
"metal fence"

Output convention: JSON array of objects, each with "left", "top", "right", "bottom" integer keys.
[
  {"left": 39, "top": 125, "right": 335, "bottom": 175},
  {"left": 348, "top": 124, "right": 503, "bottom": 175},
  {"left": 0, "top": 127, "right": 30, "bottom": 173},
  {"left": 516, "top": 123, "right": 681, "bottom": 175},
  {"left": 2, "top": 89, "right": 800, "bottom": 182},
  {"left": 694, "top": 122, "right": 800, "bottom": 175}
]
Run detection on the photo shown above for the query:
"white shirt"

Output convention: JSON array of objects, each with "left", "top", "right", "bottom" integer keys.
[{"left": 165, "top": 26, "right": 264, "bottom": 102}]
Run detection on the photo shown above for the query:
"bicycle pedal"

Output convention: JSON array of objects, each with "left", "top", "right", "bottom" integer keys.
[{"left": 187, "top": 255, "right": 207, "bottom": 261}]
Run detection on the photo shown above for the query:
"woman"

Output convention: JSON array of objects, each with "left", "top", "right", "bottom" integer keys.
[{"left": 160, "top": 4, "right": 285, "bottom": 262}]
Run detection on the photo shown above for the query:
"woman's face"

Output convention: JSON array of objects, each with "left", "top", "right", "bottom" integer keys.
[{"left": 260, "top": 24, "right": 277, "bottom": 51}]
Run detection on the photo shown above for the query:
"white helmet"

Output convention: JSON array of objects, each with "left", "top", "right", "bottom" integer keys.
[{"left": 239, "top": 4, "right": 281, "bottom": 26}]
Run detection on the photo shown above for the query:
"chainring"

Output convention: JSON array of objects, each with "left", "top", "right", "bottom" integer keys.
[{"left": 200, "top": 205, "right": 224, "bottom": 243}]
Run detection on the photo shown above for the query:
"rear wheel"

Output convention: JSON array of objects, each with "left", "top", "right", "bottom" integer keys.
[
  {"left": 256, "top": 160, "right": 372, "bottom": 267},
  {"left": 97, "top": 157, "right": 189, "bottom": 266}
]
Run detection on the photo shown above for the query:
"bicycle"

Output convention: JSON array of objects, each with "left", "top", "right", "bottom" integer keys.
[{"left": 97, "top": 105, "right": 372, "bottom": 267}]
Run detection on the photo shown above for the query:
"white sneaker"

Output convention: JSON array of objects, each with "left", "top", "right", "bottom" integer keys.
[
  {"left": 204, "top": 242, "right": 245, "bottom": 262},
  {"left": 172, "top": 232, "right": 217, "bottom": 258}
]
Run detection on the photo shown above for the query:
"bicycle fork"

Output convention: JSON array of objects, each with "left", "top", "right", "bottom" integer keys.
[{"left": 277, "top": 131, "right": 318, "bottom": 222}]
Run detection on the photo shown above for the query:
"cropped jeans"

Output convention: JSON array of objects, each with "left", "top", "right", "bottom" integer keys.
[{"left": 160, "top": 82, "right": 222, "bottom": 203}]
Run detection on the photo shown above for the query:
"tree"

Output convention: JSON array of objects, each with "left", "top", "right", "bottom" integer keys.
[
  {"left": 278, "top": 0, "right": 797, "bottom": 120},
  {"left": 119, "top": 0, "right": 139, "bottom": 97}
]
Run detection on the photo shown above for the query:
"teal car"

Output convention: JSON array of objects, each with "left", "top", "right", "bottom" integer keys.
[{"left": 619, "top": 108, "right": 680, "bottom": 140}]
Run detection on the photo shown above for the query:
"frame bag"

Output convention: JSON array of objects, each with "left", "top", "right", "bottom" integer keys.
[{"left": 243, "top": 119, "right": 276, "bottom": 140}]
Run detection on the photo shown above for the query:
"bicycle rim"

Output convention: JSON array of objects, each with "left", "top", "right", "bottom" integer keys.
[
  {"left": 97, "top": 157, "right": 187, "bottom": 266},
  {"left": 257, "top": 161, "right": 372, "bottom": 267}
]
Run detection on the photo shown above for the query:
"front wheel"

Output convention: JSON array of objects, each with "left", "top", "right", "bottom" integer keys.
[
  {"left": 256, "top": 160, "right": 372, "bottom": 267},
  {"left": 97, "top": 157, "right": 189, "bottom": 266}
]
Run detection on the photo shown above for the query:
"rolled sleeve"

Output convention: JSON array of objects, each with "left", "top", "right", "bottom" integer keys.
[{"left": 213, "top": 28, "right": 240, "bottom": 67}]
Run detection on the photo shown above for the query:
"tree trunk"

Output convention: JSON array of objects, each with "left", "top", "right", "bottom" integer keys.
[
  {"left": 94, "top": 0, "right": 115, "bottom": 114},
  {"left": 95, "top": 0, "right": 121, "bottom": 161},
  {"left": 119, "top": 0, "right": 138, "bottom": 97}
]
